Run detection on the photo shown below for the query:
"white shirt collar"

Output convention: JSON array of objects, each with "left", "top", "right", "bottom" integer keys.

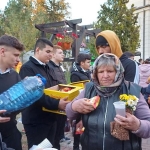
[
  {"left": 0, "top": 68, "right": 11, "bottom": 74},
  {"left": 81, "top": 67, "right": 87, "bottom": 72},
  {"left": 32, "top": 56, "right": 46, "bottom": 65}
]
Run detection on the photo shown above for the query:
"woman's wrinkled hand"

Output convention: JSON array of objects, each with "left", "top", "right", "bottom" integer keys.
[
  {"left": 114, "top": 112, "right": 140, "bottom": 131},
  {"left": 72, "top": 98, "right": 95, "bottom": 114}
]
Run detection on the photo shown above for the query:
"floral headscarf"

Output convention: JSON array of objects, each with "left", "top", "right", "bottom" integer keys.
[{"left": 92, "top": 53, "right": 124, "bottom": 97}]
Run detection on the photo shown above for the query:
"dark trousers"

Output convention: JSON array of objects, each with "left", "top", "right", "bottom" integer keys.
[
  {"left": 73, "top": 118, "right": 81, "bottom": 150},
  {"left": 53, "top": 115, "right": 67, "bottom": 150},
  {"left": 24, "top": 122, "right": 56, "bottom": 149},
  {"left": 73, "top": 134, "right": 80, "bottom": 149},
  {"left": 2, "top": 127, "right": 22, "bottom": 150}
]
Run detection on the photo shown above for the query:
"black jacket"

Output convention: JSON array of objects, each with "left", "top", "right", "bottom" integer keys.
[
  {"left": 0, "top": 133, "right": 14, "bottom": 150},
  {"left": 48, "top": 60, "right": 66, "bottom": 84},
  {"left": 120, "top": 54, "right": 139, "bottom": 83},
  {"left": 81, "top": 81, "right": 143, "bottom": 150},
  {"left": 19, "top": 56, "right": 59, "bottom": 124},
  {"left": 0, "top": 70, "right": 21, "bottom": 137},
  {"left": 70, "top": 62, "right": 91, "bottom": 82}
]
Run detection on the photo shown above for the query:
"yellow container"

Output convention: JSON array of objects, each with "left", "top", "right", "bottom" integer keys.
[
  {"left": 44, "top": 84, "right": 82, "bottom": 101},
  {"left": 43, "top": 84, "right": 82, "bottom": 115},
  {"left": 69, "top": 80, "right": 90, "bottom": 88},
  {"left": 42, "top": 108, "right": 66, "bottom": 115}
]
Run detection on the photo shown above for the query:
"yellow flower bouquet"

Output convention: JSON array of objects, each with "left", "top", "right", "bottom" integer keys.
[{"left": 119, "top": 94, "right": 139, "bottom": 111}]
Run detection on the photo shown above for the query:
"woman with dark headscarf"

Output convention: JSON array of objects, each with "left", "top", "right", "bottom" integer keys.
[{"left": 66, "top": 53, "right": 150, "bottom": 150}]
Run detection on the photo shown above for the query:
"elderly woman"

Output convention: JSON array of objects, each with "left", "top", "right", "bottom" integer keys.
[{"left": 66, "top": 53, "right": 150, "bottom": 150}]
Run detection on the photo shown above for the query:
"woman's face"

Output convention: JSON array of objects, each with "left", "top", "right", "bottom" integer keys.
[{"left": 97, "top": 65, "right": 116, "bottom": 86}]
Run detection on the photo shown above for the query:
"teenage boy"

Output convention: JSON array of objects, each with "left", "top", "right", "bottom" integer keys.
[
  {"left": 70, "top": 53, "right": 91, "bottom": 82},
  {"left": 48, "top": 45, "right": 70, "bottom": 150},
  {"left": 48, "top": 45, "right": 66, "bottom": 85},
  {"left": 0, "top": 35, "right": 24, "bottom": 150},
  {"left": 70, "top": 53, "right": 91, "bottom": 150},
  {"left": 19, "top": 39, "right": 69, "bottom": 149}
]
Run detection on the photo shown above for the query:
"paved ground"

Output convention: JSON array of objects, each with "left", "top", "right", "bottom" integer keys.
[{"left": 60, "top": 132, "right": 74, "bottom": 150}]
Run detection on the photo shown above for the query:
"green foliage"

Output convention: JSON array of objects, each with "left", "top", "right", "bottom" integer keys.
[
  {"left": 45, "top": 0, "right": 70, "bottom": 22},
  {"left": 0, "top": 0, "right": 70, "bottom": 51},
  {"left": 65, "top": 71, "right": 71, "bottom": 84},
  {"left": 86, "top": 37, "right": 98, "bottom": 58},
  {"left": 95, "top": 0, "right": 140, "bottom": 52}
]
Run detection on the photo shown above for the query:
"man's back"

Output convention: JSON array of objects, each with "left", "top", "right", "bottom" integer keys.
[{"left": 120, "top": 53, "right": 139, "bottom": 84}]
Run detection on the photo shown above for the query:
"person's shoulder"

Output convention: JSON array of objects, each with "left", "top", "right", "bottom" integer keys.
[
  {"left": 48, "top": 61, "right": 55, "bottom": 67},
  {"left": 84, "top": 81, "right": 95, "bottom": 95},
  {"left": 120, "top": 54, "right": 135, "bottom": 65},
  {"left": 70, "top": 73, "right": 80, "bottom": 82},
  {"left": 9, "top": 69, "right": 21, "bottom": 81},
  {"left": 125, "top": 57, "right": 135, "bottom": 64},
  {"left": 22, "top": 59, "right": 34, "bottom": 68},
  {"left": 85, "top": 81, "right": 93, "bottom": 87},
  {"left": 122, "top": 58, "right": 136, "bottom": 68},
  {"left": 70, "top": 71, "right": 81, "bottom": 79},
  {"left": 10, "top": 69, "right": 17, "bottom": 74},
  {"left": 10, "top": 69, "right": 19, "bottom": 74},
  {"left": 125, "top": 80, "right": 140, "bottom": 87}
]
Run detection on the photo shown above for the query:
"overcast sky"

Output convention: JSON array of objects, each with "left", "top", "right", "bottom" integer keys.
[{"left": 0, "top": 0, "right": 107, "bottom": 24}]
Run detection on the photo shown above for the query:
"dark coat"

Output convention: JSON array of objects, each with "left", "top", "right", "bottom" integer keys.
[
  {"left": 0, "top": 134, "right": 14, "bottom": 150},
  {"left": 70, "top": 63, "right": 91, "bottom": 82},
  {"left": 120, "top": 54, "right": 138, "bottom": 83},
  {"left": 0, "top": 70, "right": 21, "bottom": 138},
  {"left": 19, "top": 56, "right": 59, "bottom": 124},
  {"left": 48, "top": 60, "right": 66, "bottom": 84}
]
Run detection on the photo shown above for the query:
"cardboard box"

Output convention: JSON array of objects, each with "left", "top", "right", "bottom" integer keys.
[
  {"left": 69, "top": 80, "right": 90, "bottom": 88},
  {"left": 43, "top": 84, "right": 82, "bottom": 115}
]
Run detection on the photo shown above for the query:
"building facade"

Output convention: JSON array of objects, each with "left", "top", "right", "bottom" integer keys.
[{"left": 127, "top": 0, "right": 150, "bottom": 59}]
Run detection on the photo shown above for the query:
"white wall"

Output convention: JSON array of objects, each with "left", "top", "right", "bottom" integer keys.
[
  {"left": 146, "top": 0, "right": 150, "bottom": 5},
  {"left": 127, "top": 0, "right": 150, "bottom": 59},
  {"left": 144, "top": 10, "right": 150, "bottom": 58}
]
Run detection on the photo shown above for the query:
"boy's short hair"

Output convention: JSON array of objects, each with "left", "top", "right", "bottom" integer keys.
[
  {"left": 0, "top": 34, "right": 24, "bottom": 51},
  {"left": 53, "top": 45, "right": 62, "bottom": 53},
  {"left": 34, "top": 38, "right": 53, "bottom": 53},
  {"left": 77, "top": 53, "right": 91, "bottom": 65}
]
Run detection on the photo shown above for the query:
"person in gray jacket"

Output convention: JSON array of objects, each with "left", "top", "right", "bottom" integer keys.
[{"left": 66, "top": 53, "right": 150, "bottom": 150}]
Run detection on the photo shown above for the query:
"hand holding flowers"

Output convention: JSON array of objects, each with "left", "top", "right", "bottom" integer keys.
[
  {"left": 111, "top": 94, "right": 140, "bottom": 140},
  {"left": 115, "top": 94, "right": 140, "bottom": 131}
]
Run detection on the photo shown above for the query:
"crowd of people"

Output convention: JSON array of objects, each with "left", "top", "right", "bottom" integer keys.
[{"left": 0, "top": 30, "right": 150, "bottom": 150}]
